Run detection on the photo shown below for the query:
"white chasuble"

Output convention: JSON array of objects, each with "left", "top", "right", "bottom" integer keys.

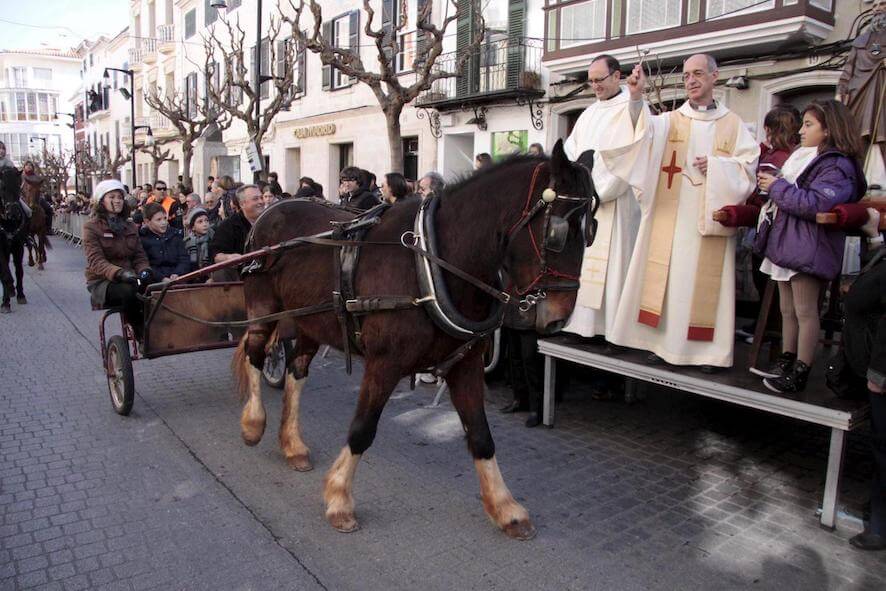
[
  {"left": 562, "top": 88, "right": 642, "bottom": 338},
  {"left": 600, "top": 101, "right": 759, "bottom": 367}
]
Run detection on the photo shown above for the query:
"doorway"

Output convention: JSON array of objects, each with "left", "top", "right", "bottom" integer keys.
[
  {"left": 442, "top": 133, "right": 475, "bottom": 179},
  {"left": 285, "top": 147, "right": 301, "bottom": 193}
]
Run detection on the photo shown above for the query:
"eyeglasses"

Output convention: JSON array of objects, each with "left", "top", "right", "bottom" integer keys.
[
  {"left": 155, "top": 186, "right": 167, "bottom": 191},
  {"left": 588, "top": 71, "right": 615, "bottom": 85}
]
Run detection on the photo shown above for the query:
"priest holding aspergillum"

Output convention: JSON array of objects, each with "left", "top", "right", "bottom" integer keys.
[{"left": 600, "top": 54, "right": 760, "bottom": 369}]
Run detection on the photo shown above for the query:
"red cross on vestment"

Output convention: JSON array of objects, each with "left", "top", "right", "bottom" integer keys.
[{"left": 661, "top": 150, "right": 682, "bottom": 189}]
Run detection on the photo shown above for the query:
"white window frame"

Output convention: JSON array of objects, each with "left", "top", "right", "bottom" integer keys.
[
  {"left": 625, "top": 0, "right": 682, "bottom": 35},
  {"left": 559, "top": 0, "right": 607, "bottom": 49},
  {"left": 706, "top": 0, "right": 775, "bottom": 20},
  {"left": 332, "top": 16, "right": 351, "bottom": 89}
]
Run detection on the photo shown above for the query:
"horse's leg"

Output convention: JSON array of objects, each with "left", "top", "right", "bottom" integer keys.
[
  {"left": 0, "top": 247, "right": 12, "bottom": 312},
  {"left": 446, "top": 351, "right": 536, "bottom": 540},
  {"left": 324, "top": 359, "right": 400, "bottom": 533},
  {"left": 37, "top": 232, "right": 46, "bottom": 270},
  {"left": 26, "top": 235, "right": 35, "bottom": 267},
  {"left": 12, "top": 241, "right": 25, "bottom": 303},
  {"left": 278, "top": 336, "right": 319, "bottom": 471}
]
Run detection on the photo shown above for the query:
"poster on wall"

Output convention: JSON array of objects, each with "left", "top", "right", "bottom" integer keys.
[{"left": 491, "top": 130, "right": 528, "bottom": 160}]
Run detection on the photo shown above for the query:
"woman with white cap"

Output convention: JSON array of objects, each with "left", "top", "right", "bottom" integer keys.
[{"left": 82, "top": 179, "right": 152, "bottom": 339}]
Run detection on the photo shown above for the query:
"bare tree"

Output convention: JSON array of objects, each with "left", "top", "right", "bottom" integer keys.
[
  {"left": 144, "top": 85, "right": 232, "bottom": 190},
  {"left": 139, "top": 139, "right": 176, "bottom": 184},
  {"left": 281, "top": 0, "right": 484, "bottom": 173},
  {"left": 39, "top": 150, "right": 76, "bottom": 198},
  {"left": 78, "top": 142, "right": 130, "bottom": 184},
  {"left": 201, "top": 10, "right": 298, "bottom": 181}
]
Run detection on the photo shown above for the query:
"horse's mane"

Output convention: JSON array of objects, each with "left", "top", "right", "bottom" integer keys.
[{"left": 441, "top": 154, "right": 546, "bottom": 201}]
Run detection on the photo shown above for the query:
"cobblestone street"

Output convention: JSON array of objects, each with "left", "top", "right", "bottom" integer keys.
[{"left": 2, "top": 241, "right": 885, "bottom": 590}]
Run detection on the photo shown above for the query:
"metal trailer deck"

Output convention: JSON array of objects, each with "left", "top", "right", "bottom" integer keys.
[{"left": 538, "top": 334, "right": 871, "bottom": 530}]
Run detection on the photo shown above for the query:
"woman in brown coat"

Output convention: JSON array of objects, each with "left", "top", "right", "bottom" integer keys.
[{"left": 83, "top": 179, "right": 151, "bottom": 339}]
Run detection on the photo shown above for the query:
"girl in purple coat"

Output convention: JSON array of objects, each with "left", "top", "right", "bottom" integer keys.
[{"left": 755, "top": 100, "right": 867, "bottom": 393}]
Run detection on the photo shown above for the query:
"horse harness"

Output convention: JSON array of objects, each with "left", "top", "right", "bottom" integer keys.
[{"left": 161, "top": 162, "right": 598, "bottom": 377}]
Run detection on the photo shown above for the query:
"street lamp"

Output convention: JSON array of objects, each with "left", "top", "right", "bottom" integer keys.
[
  {"left": 55, "top": 112, "right": 79, "bottom": 195},
  {"left": 102, "top": 67, "right": 137, "bottom": 188},
  {"left": 213, "top": 0, "right": 264, "bottom": 182}
]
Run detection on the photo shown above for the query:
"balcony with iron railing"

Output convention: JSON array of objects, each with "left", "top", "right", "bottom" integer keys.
[
  {"left": 416, "top": 38, "right": 544, "bottom": 109},
  {"left": 543, "top": 0, "right": 835, "bottom": 75}
]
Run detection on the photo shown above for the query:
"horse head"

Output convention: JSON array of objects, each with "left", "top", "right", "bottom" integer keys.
[
  {"left": 503, "top": 139, "right": 598, "bottom": 335},
  {"left": 0, "top": 166, "right": 23, "bottom": 206}
]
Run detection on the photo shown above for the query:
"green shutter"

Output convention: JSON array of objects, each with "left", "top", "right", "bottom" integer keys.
[
  {"left": 611, "top": 0, "right": 622, "bottom": 38},
  {"left": 506, "top": 0, "right": 526, "bottom": 89},
  {"left": 321, "top": 21, "right": 332, "bottom": 90},
  {"left": 382, "top": 0, "right": 395, "bottom": 62},
  {"left": 416, "top": 0, "right": 431, "bottom": 65},
  {"left": 456, "top": 0, "right": 477, "bottom": 96}
]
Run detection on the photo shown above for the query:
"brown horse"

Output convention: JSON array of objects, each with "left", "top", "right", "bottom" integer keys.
[
  {"left": 21, "top": 176, "right": 51, "bottom": 270},
  {"left": 232, "top": 140, "right": 596, "bottom": 539}
]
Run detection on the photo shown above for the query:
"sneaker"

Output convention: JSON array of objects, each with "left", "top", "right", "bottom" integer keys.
[
  {"left": 749, "top": 351, "right": 796, "bottom": 379},
  {"left": 763, "top": 360, "right": 810, "bottom": 394}
]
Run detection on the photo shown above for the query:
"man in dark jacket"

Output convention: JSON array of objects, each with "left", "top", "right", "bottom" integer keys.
[
  {"left": 338, "top": 166, "right": 378, "bottom": 211},
  {"left": 844, "top": 208, "right": 886, "bottom": 551},
  {"left": 209, "top": 184, "right": 265, "bottom": 281}
]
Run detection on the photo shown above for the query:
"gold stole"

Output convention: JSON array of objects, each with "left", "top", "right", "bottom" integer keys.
[
  {"left": 638, "top": 110, "right": 740, "bottom": 341},
  {"left": 577, "top": 199, "right": 615, "bottom": 310}
]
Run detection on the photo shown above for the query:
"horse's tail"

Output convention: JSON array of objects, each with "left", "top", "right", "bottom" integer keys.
[{"left": 231, "top": 334, "right": 250, "bottom": 402}]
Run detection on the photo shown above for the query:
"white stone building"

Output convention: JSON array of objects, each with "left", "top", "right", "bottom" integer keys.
[{"left": 0, "top": 47, "right": 82, "bottom": 190}]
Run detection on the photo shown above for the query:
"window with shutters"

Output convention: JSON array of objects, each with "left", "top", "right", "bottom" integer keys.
[
  {"left": 252, "top": 39, "right": 271, "bottom": 99},
  {"left": 205, "top": 0, "right": 218, "bottom": 26},
  {"left": 559, "top": 1, "right": 606, "bottom": 49},
  {"left": 324, "top": 11, "right": 359, "bottom": 90},
  {"left": 185, "top": 9, "right": 197, "bottom": 38},
  {"left": 277, "top": 37, "right": 306, "bottom": 100},
  {"left": 186, "top": 72, "right": 198, "bottom": 119},
  {"left": 706, "top": 0, "right": 773, "bottom": 19},
  {"left": 626, "top": 0, "right": 681, "bottom": 34}
]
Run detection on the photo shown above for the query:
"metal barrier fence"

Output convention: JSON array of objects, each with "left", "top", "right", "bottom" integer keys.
[{"left": 55, "top": 212, "right": 87, "bottom": 246}]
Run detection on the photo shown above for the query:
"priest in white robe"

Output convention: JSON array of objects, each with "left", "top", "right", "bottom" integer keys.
[
  {"left": 563, "top": 55, "right": 642, "bottom": 339},
  {"left": 600, "top": 54, "right": 760, "bottom": 368}
]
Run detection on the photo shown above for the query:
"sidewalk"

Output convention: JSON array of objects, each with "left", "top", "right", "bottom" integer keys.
[{"left": 1, "top": 240, "right": 884, "bottom": 590}]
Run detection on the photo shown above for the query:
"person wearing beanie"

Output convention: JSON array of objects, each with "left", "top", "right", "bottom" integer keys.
[
  {"left": 82, "top": 179, "right": 152, "bottom": 339},
  {"left": 183, "top": 207, "right": 214, "bottom": 272}
]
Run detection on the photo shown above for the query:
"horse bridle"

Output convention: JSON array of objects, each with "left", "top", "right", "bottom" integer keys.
[{"left": 505, "top": 161, "right": 599, "bottom": 311}]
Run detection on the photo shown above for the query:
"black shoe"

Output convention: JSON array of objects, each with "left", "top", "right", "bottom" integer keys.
[
  {"left": 849, "top": 532, "right": 886, "bottom": 551},
  {"left": 750, "top": 351, "right": 796, "bottom": 379},
  {"left": 499, "top": 400, "right": 529, "bottom": 414},
  {"left": 763, "top": 360, "right": 810, "bottom": 394},
  {"left": 645, "top": 353, "right": 665, "bottom": 366},
  {"left": 700, "top": 365, "right": 723, "bottom": 375},
  {"left": 603, "top": 343, "right": 626, "bottom": 355},
  {"left": 525, "top": 413, "right": 542, "bottom": 428}
]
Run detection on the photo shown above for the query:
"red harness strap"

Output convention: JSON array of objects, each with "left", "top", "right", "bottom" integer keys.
[{"left": 506, "top": 162, "right": 580, "bottom": 296}]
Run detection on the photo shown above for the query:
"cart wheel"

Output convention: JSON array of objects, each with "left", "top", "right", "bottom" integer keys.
[
  {"left": 262, "top": 340, "right": 291, "bottom": 389},
  {"left": 106, "top": 335, "right": 135, "bottom": 415}
]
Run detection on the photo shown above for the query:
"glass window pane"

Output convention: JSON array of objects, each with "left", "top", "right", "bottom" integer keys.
[
  {"left": 560, "top": 0, "right": 607, "bottom": 49},
  {"left": 626, "top": 0, "right": 681, "bottom": 34},
  {"left": 27, "top": 92, "right": 38, "bottom": 120},
  {"left": 706, "top": 0, "right": 774, "bottom": 19}
]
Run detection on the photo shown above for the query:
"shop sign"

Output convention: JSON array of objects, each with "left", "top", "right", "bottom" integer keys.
[{"left": 294, "top": 124, "right": 337, "bottom": 139}]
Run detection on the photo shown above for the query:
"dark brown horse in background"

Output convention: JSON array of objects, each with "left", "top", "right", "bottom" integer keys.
[
  {"left": 21, "top": 175, "right": 51, "bottom": 270},
  {"left": 232, "top": 140, "right": 596, "bottom": 539},
  {"left": 0, "top": 167, "right": 29, "bottom": 312}
]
